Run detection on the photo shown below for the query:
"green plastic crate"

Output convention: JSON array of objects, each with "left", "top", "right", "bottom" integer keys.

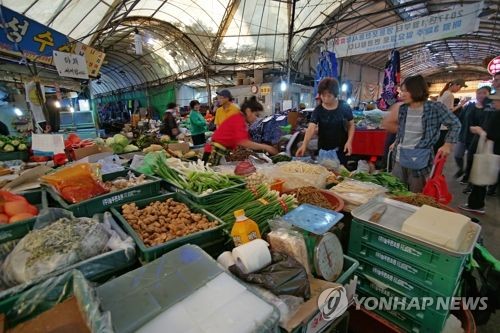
[
  {"left": 337, "top": 255, "right": 359, "bottom": 285},
  {"left": 0, "top": 151, "right": 29, "bottom": 162},
  {"left": 354, "top": 256, "right": 458, "bottom": 299},
  {"left": 111, "top": 193, "right": 227, "bottom": 262},
  {"left": 349, "top": 219, "right": 467, "bottom": 280},
  {"left": 46, "top": 169, "right": 162, "bottom": 217},
  {"left": 356, "top": 281, "right": 449, "bottom": 333},
  {"left": 349, "top": 243, "right": 461, "bottom": 296},
  {"left": 0, "top": 189, "right": 48, "bottom": 243}
]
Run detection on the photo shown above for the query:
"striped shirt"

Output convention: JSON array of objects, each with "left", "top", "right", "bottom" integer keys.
[{"left": 396, "top": 106, "right": 423, "bottom": 161}]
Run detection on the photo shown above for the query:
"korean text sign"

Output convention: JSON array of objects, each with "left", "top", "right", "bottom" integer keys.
[
  {"left": 332, "top": 2, "right": 482, "bottom": 58},
  {"left": 0, "top": 5, "right": 104, "bottom": 76}
]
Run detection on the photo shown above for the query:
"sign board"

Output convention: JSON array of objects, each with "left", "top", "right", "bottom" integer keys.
[
  {"left": 260, "top": 85, "right": 272, "bottom": 95},
  {"left": 31, "top": 134, "right": 65, "bottom": 156},
  {"left": 332, "top": 2, "right": 482, "bottom": 58},
  {"left": 487, "top": 56, "right": 500, "bottom": 75},
  {"left": 53, "top": 51, "right": 89, "bottom": 79},
  {"left": 0, "top": 5, "right": 105, "bottom": 76}
]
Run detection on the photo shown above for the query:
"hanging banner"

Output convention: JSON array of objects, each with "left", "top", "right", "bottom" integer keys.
[
  {"left": 25, "top": 81, "right": 46, "bottom": 124},
  {"left": 0, "top": 5, "right": 105, "bottom": 76},
  {"left": 53, "top": 51, "right": 89, "bottom": 79},
  {"left": 332, "top": 2, "right": 483, "bottom": 58}
]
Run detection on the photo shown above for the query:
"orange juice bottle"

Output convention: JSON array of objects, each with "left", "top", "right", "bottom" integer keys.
[{"left": 231, "top": 209, "right": 261, "bottom": 247}]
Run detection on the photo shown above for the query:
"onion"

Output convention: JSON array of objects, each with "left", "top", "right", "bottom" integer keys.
[{"left": 234, "top": 160, "right": 256, "bottom": 176}]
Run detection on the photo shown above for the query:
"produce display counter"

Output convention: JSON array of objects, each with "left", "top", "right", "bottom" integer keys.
[{"left": 0, "top": 148, "right": 483, "bottom": 333}]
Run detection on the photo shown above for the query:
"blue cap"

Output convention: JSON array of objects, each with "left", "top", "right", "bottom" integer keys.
[{"left": 216, "top": 89, "right": 232, "bottom": 99}]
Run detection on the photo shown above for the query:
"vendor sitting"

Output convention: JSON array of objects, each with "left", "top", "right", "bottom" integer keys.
[{"left": 206, "top": 97, "right": 278, "bottom": 165}]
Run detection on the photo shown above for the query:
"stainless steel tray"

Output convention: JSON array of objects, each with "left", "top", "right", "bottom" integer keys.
[{"left": 351, "top": 196, "right": 481, "bottom": 257}]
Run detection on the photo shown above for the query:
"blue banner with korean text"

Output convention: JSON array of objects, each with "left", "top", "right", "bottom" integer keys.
[
  {"left": 0, "top": 5, "right": 104, "bottom": 76},
  {"left": 332, "top": 2, "right": 483, "bottom": 58}
]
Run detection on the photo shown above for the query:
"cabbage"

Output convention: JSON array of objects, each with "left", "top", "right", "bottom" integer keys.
[
  {"left": 113, "top": 134, "right": 129, "bottom": 147},
  {"left": 95, "top": 137, "right": 105, "bottom": 146},
  {"left": 10, "top": 140, "right": 20, "bottom": 147},
  {"left": 105, "top": 137, "right": 114, "bottom": 146},
  {"left": 18, "top": 143, "right": 27, "bottom": 151},
  {"left": 3, "top": 144, "right": 14, "bottom": 152},
  {"left": 123, "top": 144, "right": 139, "bottom": 153},
  {"left": 111, "top": 144, "right": 124, "bottom": 154}
]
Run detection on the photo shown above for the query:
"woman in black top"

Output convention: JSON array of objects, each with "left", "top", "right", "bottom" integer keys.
[
  {"left": 459, "top": 93, "right": 500, "bottom": 214},
  {"left": 296, "top": 77, "right": 355, "bottom": 165}
]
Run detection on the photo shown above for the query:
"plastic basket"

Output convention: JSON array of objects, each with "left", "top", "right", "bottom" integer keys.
[
  {"left": 354, "top": 257, "right": 459, "bottom": 299},
  {"left": 0, "top": 151, "right": 29, "bottom": 162},
  {"left": 350, "top": 242, "right": 461, "bottom": 295},
  {"left": 336, "top": 255, "right": 359, "bottom": 285},
  {"left": 46, "top": 168, "right": 162, "bottom": 217},
  {"left": 356, "top": 285, "right": 449, "bottom": 333},
  {"left": 349, "top": 219, "right": 467, "bottom": 280},
  {"left": 0, "top": 189, "right": 48, "bottom": 243},
  {"left": 111, "top": 193, "right": 227, "bottom": 262}
]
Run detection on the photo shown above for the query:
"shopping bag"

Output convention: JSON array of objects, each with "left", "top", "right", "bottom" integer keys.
[
  {"left": 470, "top": 134, "right": 500, "bottom": 186},
  {"left": 422, "top": 154, "right": 452, "bottom": 204}
]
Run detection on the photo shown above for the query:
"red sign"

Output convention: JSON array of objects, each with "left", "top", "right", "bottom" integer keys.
[{"left": 487, "top": 56, "right": 500, "bottom": 75}]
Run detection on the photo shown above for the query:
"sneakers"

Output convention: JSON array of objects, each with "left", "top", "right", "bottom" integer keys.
[{"left": 458, "top": 204, "right": 485, "bottom": 215}]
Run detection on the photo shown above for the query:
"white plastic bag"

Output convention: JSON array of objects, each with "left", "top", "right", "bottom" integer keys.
[{"left": 470, "top": 134, "right": 500, "bottom": 186}]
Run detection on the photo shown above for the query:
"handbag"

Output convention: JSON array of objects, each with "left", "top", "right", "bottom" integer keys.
[
  {"left": 470, "top": 134, "right": 500, "bottom": 186},
  {"left": 399, "top": 147, "right": 432, "bottom": 170},
  {"left": 422, "top": 154, "right": 452, "bottom": 204}
]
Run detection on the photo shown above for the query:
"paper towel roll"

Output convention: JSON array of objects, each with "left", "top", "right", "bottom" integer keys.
[
  {"left": 232, "top": 239, "right": 272, "bottom": 274},
  {"left": 217, "top": 251, "right": 236, "bottom": 270}
]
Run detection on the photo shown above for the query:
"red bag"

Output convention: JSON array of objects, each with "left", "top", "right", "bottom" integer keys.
[{"left": 422, "top": 154, "right": 452, "bottom": 204}]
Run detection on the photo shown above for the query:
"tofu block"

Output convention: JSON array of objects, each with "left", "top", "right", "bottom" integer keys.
[{"left": 401, "top": 205, "right": 470, "bottom": 251}]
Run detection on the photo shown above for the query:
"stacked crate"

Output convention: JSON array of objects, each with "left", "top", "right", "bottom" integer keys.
[{"left": 348, "top": 218, "right": 468, "bottom": 333}]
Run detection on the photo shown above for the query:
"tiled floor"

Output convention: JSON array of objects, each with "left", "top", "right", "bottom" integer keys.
[{"left": 444, "top": 160, "right": 499, "bottom": 333}]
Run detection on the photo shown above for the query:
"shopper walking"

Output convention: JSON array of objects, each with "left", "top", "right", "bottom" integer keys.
[
  {"left": 455, "top": 87, "right": 490, "bottom": 179},
  {"left": 188, "top": 100, "right": 207, "bottom": 146},
  {"left": 214, "top": 90, "right": 240, "bottom": 127},
  {"left": 435, "top": 78, "right": 468, "bottom": 153},
  {"left": 390, "top": 75, "right": 461, "bottom": 193},
  {"left": 459, "top": 93, "right": 500, "bottom": 214},
  {"left": 295, "top": 77, "right": 355, "bottom": 165}
]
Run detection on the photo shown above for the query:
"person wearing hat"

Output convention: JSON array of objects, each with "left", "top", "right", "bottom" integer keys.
[
  {"left": 435, "top": 78, "right": 468, "bottom": 153},
  {"left": 214, "top": 89, "right": 240, "bottom": 127},
  {"left": 459, "top": 92, "right": 500, "bottom": 214}
]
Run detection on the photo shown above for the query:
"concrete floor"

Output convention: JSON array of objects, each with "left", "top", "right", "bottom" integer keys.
[{"left": 444, "top": 161, "right": 499, "bottom": 333}]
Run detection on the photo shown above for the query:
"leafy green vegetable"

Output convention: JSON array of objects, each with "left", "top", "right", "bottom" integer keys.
[
  {"left": 113, "top": 134, "right": 129, "bottom": 147},
  {"left": 18, "top": 143, "right": 27, "bottom": 151},
  {"left": 123, "top": 144, "right": 139, "bottom": 153},
  {"left": 3, "top": 144, "right": 15, "bottom": 152},
  {"left": 10, "top": 140, "right": 20, "bottom": 147},
  {"left": 351, "top": 172, "right": 411, "bottom": 195}
]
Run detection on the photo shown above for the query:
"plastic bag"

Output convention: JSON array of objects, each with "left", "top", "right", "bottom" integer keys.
[
  {"left": 267, "top": 220, "right": 310, "bottom": 275},
  {"left": 98, "top": 155, "right": 125, "bottom": 175},
  {"left": 318, "top": 149, "right": 340, "bottom": 170},
  {"left": 41, "top": 163, "right": 108, "bottom": 203},
  {"left": 260, "top": 161, "right": 330, "bottom": 190},
  {"left": 4, "top": 270, "right": 114, "bottom": 332},
  {"left": 1, "top": 209, "right": 110, "bottom": 287},
  {"left": 136, "top": 151, "right": 165, "bottom": 176},
  {"left": 230, "top": 252, "right": 311, "bottom": 300},
  {"left": 251, "top": 286, "right": 304, "bottom": 326}
]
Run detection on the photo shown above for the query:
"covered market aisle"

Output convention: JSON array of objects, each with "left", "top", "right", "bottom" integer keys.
[{"left": 0, "top": 1, "right": 498, "bottom": 333}]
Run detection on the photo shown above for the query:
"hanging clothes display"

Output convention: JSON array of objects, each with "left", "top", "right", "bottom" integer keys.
[
  {"left": 314, "top": 51, "right": 339, "bottom": 95},
  {"left": 377, "top": 50, "right": 400, "bottom": 110}
]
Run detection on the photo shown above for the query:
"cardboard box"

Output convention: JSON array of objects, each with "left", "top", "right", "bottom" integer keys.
[
  {"left": 282, "top": 278, "right": 344, "bottom": 333},
  {"left": 73, "top": 145, "right": 112, "bottom": 161}
]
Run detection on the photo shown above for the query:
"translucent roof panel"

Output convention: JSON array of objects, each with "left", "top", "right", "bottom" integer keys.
[
  {"left": 217, "top": 0, "right": 289, "bottom": 63},
  {"left": 291, "top": 0, "right": 342, "bottom": 58},
  {"left": 122, "top": 0, "right": 230, "bottom": 56}
]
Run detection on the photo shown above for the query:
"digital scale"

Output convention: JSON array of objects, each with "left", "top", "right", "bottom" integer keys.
[{"left": 282, "top": 204, "right": 345, "bottom": 281}]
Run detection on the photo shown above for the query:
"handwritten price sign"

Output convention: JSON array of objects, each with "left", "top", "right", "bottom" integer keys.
[{"left": 53, "top": 51, "right": 89, "bottom": 79}]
